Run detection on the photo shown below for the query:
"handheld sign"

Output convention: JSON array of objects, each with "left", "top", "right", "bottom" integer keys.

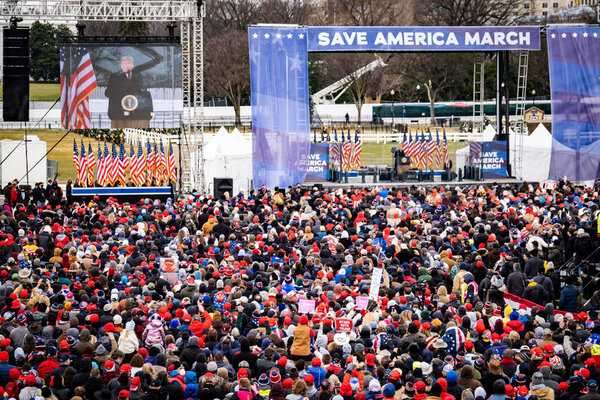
[
  {"left": 298, "top": 299, "right": 316, "bottom": 314},
  {"left": 335, "top": 318, "right": 353, "bottom": 332},
  {"left": 369, "top": 268, "right": 383, "bottom": 300},
  {"left": 355, "top": 296, "right": 370, "bottom": 310}
]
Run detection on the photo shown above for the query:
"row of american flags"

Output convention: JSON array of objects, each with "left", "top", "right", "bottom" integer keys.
[
  {"left": 72, "top": 140, "right": 176, "bottom": 187},
  {"left": 327, "top": 129, "right": 362, "bottom": 172},
  {"left": 401, "top": 129, "right": 450, "bottom": 170}
]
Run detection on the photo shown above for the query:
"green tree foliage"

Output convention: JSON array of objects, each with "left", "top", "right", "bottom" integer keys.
[{"left": 30, "top": 22, "right": 71, "bottom": 82}]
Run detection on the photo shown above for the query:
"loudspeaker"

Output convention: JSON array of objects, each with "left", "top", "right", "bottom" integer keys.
[
  {"left": 3, "top": 27, "right": 30, "bottom": 121},
  {"left": 213, "top": 178, "right": 233, "bottom": 199}
]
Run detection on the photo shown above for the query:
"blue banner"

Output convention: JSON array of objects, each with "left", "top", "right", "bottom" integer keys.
[
  {"left": 248, "top": 26, "right": 311, "bottom": 188},
  {"left": 306, "top": 26, "right": 541, "bottom": 52},
  {"left": 471, "top": 141, "right": 508, "bottom": 179},
  {"left": 548, "top": 26, "right": 600, "bottom": 181},
  {"left": 300, "top": 143, "right": 329, "bottom": 181}
]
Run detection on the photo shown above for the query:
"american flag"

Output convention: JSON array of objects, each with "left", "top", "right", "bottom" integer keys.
[
  {"left": 167, "top": 142, "right": 177, "bottom": 183},
  {"left": 403, "top": 132, "right": 415, "bottom": 160},
  {"left": 342, "top": 140, "right": 353, "bottom": 171},
  {"left": 77, "top": 141, "right": 88, "bottom": 186},
  {"left": 87, "top": 143, "right": 96, "bottom": 186},
  {"left": 116, "top": 143, "right": 128, "bottom": 185},
  {"left": 442, "top": 129, "right": 450, "bottom": 166},
  {"left": 97, "top": 142, "right": 109, "bottom": 186},
  {"left": 442, "top": 326, "right": 465, "bottom": 355},
  {"left": 158, "top": 141, "right": 167, "bottom": 184},
  {"left": 131, "top": 141, "right": 146, "bottom": 187},
  {"left": 424, "top": 131, "right": 437, "bottom": 168},
  {"left": 434, "top": 130, "right": 444, "bottom": 168},
  {"left": 129, "top": 143, "right": 135, "bottom": 183},
  {"left": 348, "top": 132, "right": 362, "bottom": 170},
  {"left": 413, "top": 132, "right": 426, "bottom": 169},
  {"left": 109, "top": 143, "right": 118, "bottom": 186},
  {"left": 60, "top": 47, "right": 97, "bottom": 129},
  {"left": 146, "top": 141, "right": 155, "bottom": 185},
  {"left": 72, "top": 139, "right": 80, "bottom": 174},
  {"left": 329, "top": 142, "right": 341, "bottom": 169},
  {"left": 95, "top": 143, "right": 103, "bottom": 185}
]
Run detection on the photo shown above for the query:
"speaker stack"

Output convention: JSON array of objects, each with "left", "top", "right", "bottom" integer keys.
[
  {"left": 213, "top": 178, "right": 233, "bottom": 199},
  {"left": 3, "top": 26, "right": 30, "bottom": 121}
]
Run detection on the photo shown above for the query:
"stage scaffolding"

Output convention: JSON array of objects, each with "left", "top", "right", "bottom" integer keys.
[{"left": 1, "top": 0, "right": 205, "bottom": 192}]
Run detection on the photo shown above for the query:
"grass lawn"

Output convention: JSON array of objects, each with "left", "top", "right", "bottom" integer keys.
[
  {"left": 0, "top": 83, "right": 60, "bottom": 102},
  {"left": 362, "top": 141, "right": 468, "bottom": 166},
  {"left": 0, "top": 130, "right": 102, "bottom": 182}
]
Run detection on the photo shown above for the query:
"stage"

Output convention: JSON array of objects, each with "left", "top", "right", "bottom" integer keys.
[
  {"left": 71, "top": 186, "right": 173, "bottom": 198},
  {"left": 310, "top": 178, "right": 524, "bottom": 189}
]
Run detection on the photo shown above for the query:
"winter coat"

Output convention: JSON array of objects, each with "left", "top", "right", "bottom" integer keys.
[
  {"left": 143, "top": 319, "right": 165, "bottom": 347},
  {"left": 530, "top": 386, "right": 555, "bottom": 400},
  {"left": 559, "top": 285, "right": 579, "bottom": 312},
  {"left": 118, "top": 329, "right": 140, "bottom": 354},
  {"left": 290, "top": 325, "right": 311, "bottom": 357}
]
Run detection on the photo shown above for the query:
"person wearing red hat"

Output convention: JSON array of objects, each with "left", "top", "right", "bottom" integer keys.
[
  {"left": 0, "top": 351, "right": 15, "bottom": 384},
  {"left": 306, "top": 357, "right": 326, "bottom": 389}
]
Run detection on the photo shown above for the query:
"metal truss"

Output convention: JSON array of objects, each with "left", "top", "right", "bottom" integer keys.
[
  {"left": 0, "top": 1, "right": 197, "bottom": 22},
  {"left": 2, "top": 0, "right": 205, "bottom": 193}
]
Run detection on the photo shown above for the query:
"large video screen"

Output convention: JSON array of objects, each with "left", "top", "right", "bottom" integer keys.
[{"left": 60, "top": 40, "right": 182, "bottom": 129}]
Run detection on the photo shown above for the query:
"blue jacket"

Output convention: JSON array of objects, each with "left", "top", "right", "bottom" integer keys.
[
  {"left": 560, "top": 285, "right": 579, "bottom": 312},
  {"left": 306, "top": 366, "right": 327, "bottom": 388}
]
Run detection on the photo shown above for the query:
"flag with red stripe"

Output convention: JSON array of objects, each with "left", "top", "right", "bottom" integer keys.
[
  {"left": 77, "top": 141, "right": 88, "bottom": 186},
  {"left": 168, "top": 142, "right": 176, "bottom": 184},
  {"left": 61, "top": 47, "right": 97, "bottom": 129},
  {"left": 146, "top": 141, "right": 156, "bottom": 185},
  {"left": 97, "top": 142, "right": 109, "bottom": 186},
  {"left": 87, "top": 143, "right": 96, "bottom": 186},
  {"left": 116, "top": 143, "right": 127, "bottom": 186},
  {"left": 72, "top": 139, "right": 80, "bottom": 175},
  {"left": 109, "top": 143, "right": 118, "bottom": 186},
  {"left": 131, "top": 141, "right": 146, "bottom": 187}
]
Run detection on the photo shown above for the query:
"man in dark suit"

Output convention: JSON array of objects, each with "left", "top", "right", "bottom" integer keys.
[{"left": 105, "top": 55, "right": 154, "bottom": 128}]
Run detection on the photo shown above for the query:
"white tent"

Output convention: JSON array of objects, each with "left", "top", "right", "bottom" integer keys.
[
  {"left": 203, "top": 127, "right": 252, "bottom": 195},
  {"left": 0, "top": 136, "right": 47, "bottom": 187},
  {"left": 509, "top": 124, "right": 552, "bottom": 181}
]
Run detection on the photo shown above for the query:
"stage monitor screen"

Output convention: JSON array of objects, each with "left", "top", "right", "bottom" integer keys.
[{"left": 60, "top": 39, "right": 182, "bottom": 129}]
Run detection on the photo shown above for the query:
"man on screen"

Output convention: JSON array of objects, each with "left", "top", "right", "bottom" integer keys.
[{"left": 105, "top": 55, "right": 154, "bottom": 128}]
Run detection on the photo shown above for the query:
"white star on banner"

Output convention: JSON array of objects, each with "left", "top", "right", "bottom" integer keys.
[
  {"left": 573, "top": 33, "right": 578, "bottom": 38},
  {"left": 595, "top": 33, "right": 598, "bottom": 38},
  {"left": 289, "top": 53, "right": 303, "bottom": 72},
  {"left": 298, "top": 33, "right": 305, "bottom": 39},
  {"left": 252, "top": 33, "right": 258, "bottom": 39},
  {"left": 551, "top": 33, "right": 556, "bottom": 39},
  {"left": 561, "top": 33, "right": 567, "bottom": 38},
  {"left": 264, "top": 33, "right": 270, "bottom": 39},
  {"left": 584, "top": 32, "right": 589, "bottom": 38},
  {"left": 287, "top": 33, "right": 293, "bottom": 39},
  {"left": 273, "top": 33, "right": 283, "bottom": 45}
]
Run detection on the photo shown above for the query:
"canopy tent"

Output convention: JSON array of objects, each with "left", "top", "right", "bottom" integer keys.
[
  {"left": 203, "top": 127, "right": 252, "bottom": 195},
  {"left": 509, "top": 124, "right": 552, "bottom": 182},
  {"left": 454, "top": 124, "right": 553, "bottom": 182}
]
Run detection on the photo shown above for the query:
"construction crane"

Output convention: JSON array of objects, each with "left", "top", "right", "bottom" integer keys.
[{"left": 311, "top": 56, "right": 386, "bottom": 105}]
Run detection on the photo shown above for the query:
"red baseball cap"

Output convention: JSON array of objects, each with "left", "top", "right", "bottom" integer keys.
[
  {"left": 304, "top": 374, "right": 314, "bottom": 385},
  {"left": 118, "top": 390, "right": 129, "bottom": 399},
  {"left": 366, "top": 353, "right": 376, "bottom": 367}
]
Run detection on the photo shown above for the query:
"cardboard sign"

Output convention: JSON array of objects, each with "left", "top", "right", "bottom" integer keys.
[
  {"left": 355, "top": 296, "right": 370, "bottom": 310},
  {"left": 298, "top": 299, "right": 316, "bottom": 314},
  {"left": 336, "top": 318, "right": 353, "bottom": 332},
  {"left": 369, "top": 268, "right": 383, "bottom": 300}
]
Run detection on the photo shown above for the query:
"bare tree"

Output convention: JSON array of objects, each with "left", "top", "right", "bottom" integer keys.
[
  {"left": 392, "top": 53, "right": 472, "bottom": 125},
  {"left": 417, "top": 0, "right": 517, "bottom": 25},
  {"left": 205, "top": 30, "right": 249, "bottom": 126}
]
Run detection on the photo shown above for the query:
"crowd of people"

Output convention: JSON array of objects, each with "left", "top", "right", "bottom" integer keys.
[{"left": 0, "top": 179, "right": 598, "bottom": 400}]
